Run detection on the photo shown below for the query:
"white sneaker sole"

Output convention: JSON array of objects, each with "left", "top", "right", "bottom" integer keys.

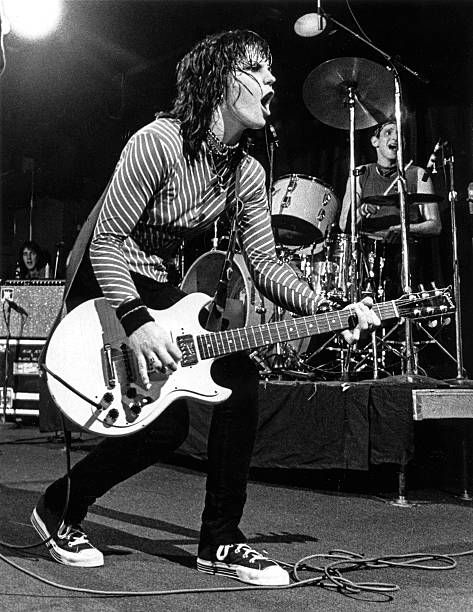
[
  {"left": 31, "top": 508, "right": 104, "bottom": 568},
  {"left": 197, "top": 557, "right": 290, "bottom": 586}
]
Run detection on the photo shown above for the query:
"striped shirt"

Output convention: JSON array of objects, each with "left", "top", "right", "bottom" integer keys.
[{"left": 90, "top": 117, "right": 320, "bottom": 317}]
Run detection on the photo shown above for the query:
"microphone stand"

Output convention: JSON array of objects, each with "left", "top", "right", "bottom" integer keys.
[
  {"left": 318, "top": 7, "right": 429, "bottom": 381},
  {"left": 267, "top": 126, "right": 286, "bottom": 373},
  {"left": 443, "top": 145, "right": 473, "bottom": 386}
]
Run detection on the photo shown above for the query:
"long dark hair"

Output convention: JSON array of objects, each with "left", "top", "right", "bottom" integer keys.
[{"left": 159, "top": 30, "right": 272, "bottom": 163}]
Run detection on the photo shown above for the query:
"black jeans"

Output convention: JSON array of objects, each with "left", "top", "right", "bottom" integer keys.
[{"left": 43, "top": 275, "right": 260, "bottom": 554}]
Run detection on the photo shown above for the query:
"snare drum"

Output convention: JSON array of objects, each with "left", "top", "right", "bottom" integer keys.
[{"left": 271, "top": 174, "right": 339, "bottom": 246}]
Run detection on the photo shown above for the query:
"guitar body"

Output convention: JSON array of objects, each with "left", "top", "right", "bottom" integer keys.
[{"left": 45, "top": 293, "right": 230, "bottom": 436}]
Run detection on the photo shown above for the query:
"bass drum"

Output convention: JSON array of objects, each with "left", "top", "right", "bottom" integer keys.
[{"left": 181, "top": 250, "right": 309, "bottom": 363}]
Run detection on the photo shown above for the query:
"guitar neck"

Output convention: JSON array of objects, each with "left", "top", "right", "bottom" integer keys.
[{"left": 197, "top": 301, "right": 398, "bottom": 360}]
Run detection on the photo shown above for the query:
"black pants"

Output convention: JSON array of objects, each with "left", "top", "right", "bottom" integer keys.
[{"left": 43, "top": 275, "right": 260, "bottom": 554}]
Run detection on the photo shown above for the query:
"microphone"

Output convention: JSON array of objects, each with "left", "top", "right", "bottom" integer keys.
[
  {"left": 467, "top": 181, "right": 473, "bottom": 215},
  {"left": 2, "top": 297, "right": 29, "bottom": 317},
  {"left": 267, "top": 123, "right": 279, "bottom": 147},
  {"left": 294, "top": 1, "right": 327, "bottom": 37},
  {"left": 421, "top": 139, "right": 442, "bottom": 182}
]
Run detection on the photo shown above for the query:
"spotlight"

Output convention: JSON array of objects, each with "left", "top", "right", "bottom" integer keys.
[{"left": 3, "top": 0, "right": 62, "bottom": 40}]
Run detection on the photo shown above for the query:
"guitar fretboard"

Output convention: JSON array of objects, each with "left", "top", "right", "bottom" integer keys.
[{"left": 196, "top": 301, "right": 398, "bottom": 360}]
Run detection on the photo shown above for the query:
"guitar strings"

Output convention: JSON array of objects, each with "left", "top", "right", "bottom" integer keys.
[{"left": 105, "top": 293, "right": 447, "bottom": 367}]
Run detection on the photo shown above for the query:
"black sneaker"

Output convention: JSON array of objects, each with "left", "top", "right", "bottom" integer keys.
[
  {"left": 30, "top": 496, "right": 104, "bottom": 567},
  {"left": 197, "top": 543, "right": 290, "bottom": 586}
]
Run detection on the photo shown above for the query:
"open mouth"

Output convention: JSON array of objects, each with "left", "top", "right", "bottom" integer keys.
[
  {"left": 388, "top": 143, "right": 398, "bottom": 151},
  {"left": 261, "top": 91, "right": 274, "bottom": 114}
]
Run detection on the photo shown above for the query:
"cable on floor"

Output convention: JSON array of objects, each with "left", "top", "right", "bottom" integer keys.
[{"left": 0, "top": 544, "right": 471, "bottom": 601}]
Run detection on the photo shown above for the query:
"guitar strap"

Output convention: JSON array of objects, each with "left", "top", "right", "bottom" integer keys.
[
  {"left": 204, "top": 161, "right": 243, "bottom": 332},
  {"left": 38, "top": 176, "right": 114, "bottom": 367}
]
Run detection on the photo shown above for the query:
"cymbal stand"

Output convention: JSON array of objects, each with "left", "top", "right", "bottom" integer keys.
[
  {"left": 346, "top": 85, "right": 360, "bottom": 305},
  {"left": 337, "top": 85, "right": 360, "bottom": 380},
  {"left": 391, "top": 66, "right": 417, "bottom": 378},
  {"left": 443, "top": 144, "right": 473, "bottom": 385}
]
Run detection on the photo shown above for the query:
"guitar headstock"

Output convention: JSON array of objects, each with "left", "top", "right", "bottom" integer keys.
[{"left": 396, "top": 287, "right": 454, "bottom": 321}]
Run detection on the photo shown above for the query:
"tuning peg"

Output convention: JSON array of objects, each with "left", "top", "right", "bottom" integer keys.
[
  {"left": 417, "top": 283, "right": 429, "bottom": 298},
  {"left": 430, "top": 281, "right": 441, "bottom": 297}
]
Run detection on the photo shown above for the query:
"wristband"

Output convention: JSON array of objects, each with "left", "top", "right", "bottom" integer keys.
[{"left": 116, "top": 298, "right": 154, "bottom": 336}]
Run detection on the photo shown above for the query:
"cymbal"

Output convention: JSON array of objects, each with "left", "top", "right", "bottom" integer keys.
[
  {"left": 362, "top": 193, "right": 443, "bottom": 206},
  {"left": 303, "top": 57, "right": 395, "bottom": 130}
]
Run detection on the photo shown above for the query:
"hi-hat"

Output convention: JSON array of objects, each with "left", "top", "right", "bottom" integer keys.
[
  {"left": 303, "top": 57, "right": 395, "bottom": 130},
  {"left": 362, "top": 193, "right": 443, "bottom": 206}
]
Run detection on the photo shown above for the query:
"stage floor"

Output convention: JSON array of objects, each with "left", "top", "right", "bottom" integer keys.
[{"left": 0, "top": 424, "right": 472, "bottom": 611}]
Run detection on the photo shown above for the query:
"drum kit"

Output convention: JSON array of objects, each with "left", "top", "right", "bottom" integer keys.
[{"left": 181, "top": 57, "right": 449, "bottom": 381}]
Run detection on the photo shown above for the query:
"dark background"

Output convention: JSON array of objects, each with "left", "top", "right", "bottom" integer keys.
[{"left": 1, "top": 0, "right": 472, "bottom": 374}]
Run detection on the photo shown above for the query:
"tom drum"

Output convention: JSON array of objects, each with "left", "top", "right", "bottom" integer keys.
[{"left": 271, "top": 174, "right": 339, "bottom": 246}]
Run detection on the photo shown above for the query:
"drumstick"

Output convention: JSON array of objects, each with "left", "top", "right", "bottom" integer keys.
[{"left": 383, "top": 160, "right": 413, "bottom": 195}]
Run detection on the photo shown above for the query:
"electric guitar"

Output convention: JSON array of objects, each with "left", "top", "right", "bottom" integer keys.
[{"left": 44, "top": 288, "right": 453, "bottom": 436}]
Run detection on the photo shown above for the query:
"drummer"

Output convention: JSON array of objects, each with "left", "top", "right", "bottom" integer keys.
[{"left": 338, "top": 119, "right": 442, "bottom": 297}]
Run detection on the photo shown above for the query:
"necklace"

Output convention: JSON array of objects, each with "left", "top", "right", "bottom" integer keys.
[
  {"left": 209, "top": 150, "right": 227, "bottom": 192},
  {"left": 376, "top": 163, "right": 397, "bottom": 178},
  {"left": 206, "top": 130, "right": 239, "bottom": 157}
]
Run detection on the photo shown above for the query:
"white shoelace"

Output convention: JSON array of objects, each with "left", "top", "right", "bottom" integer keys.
[
  {"left": 216, "top": 543, "right": 269, "bottom": 564},
  {"left": 58, "top": 525, "right": 89, "bottom": 546}
]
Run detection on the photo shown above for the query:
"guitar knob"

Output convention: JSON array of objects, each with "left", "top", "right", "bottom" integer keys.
[
  {"left": 104, "top": 408, "right": 119, "bottom": 426},
  {"left": 130, "top": 403, "right": 142, "bottom": 416},
  {"left": 99, "top": 392, "right": 114, "bottom": 410}
]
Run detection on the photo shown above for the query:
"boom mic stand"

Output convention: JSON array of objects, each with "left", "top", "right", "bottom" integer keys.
[
  {"left": 317, "top": 7, "right": 432, "bottom": 382},
  {"left": 443, "top": 144, "right": 473, "bottom": 386}
]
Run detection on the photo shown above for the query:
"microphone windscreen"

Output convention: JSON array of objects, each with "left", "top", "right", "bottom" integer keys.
[{"left": 294, "top": 13, "right": 326, "bottom": 38}]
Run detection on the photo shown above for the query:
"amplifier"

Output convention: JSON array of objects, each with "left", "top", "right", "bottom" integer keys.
[
  {"left": 0, "top": 338, "right": 45, "bottom": 417},
  {"left": 0, "top": 280, "right": 65, "bottom": 338}
]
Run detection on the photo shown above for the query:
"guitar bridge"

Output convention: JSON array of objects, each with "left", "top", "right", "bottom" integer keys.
[{"left": 177, "top": 334, "right": 198, "bottom": 367}]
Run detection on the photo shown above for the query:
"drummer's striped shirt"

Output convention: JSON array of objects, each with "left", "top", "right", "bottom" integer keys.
[{"left": 90, "top": 117, "right": 320, "bottom": 322}]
